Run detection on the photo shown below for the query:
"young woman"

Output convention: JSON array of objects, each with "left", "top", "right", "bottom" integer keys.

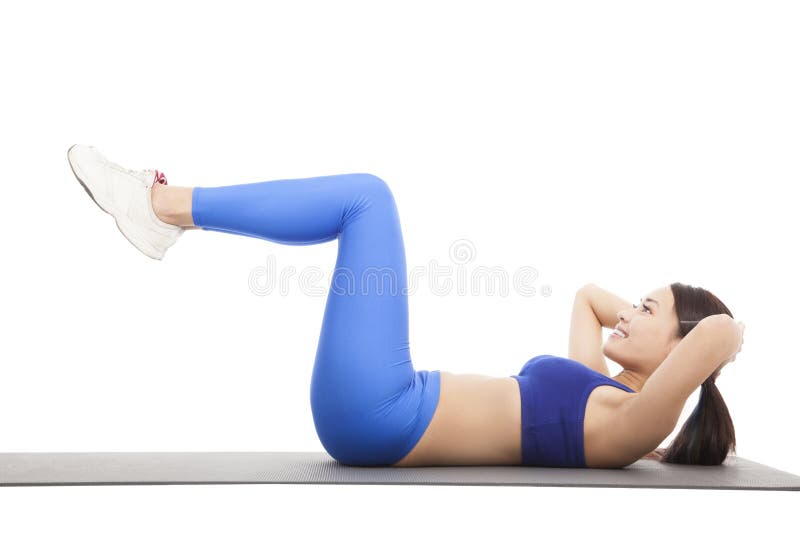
[{"left": 66, "top": 144, "right": 745, "bottom": 468}]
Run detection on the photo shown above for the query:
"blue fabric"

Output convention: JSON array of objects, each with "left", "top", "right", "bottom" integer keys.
[
  {"left": 191, "top": 173, "right": 441, "bottom": 466},
  {"left": 511, "top": 355, "right": 635, "bottom": 467}
]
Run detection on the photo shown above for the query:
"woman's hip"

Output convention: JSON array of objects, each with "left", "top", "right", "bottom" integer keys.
[{"left": 310, "top": 367, "right": 441, "bottom": 466}]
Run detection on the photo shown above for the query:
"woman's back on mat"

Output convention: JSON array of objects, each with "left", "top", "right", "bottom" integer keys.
[{"left": 66, "top": 144, "right": 745, "bottom": 468}]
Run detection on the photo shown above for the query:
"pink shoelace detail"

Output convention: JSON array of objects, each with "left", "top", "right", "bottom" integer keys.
[{"left": 152, "top": 170, "right": 168, "bottom": 186}]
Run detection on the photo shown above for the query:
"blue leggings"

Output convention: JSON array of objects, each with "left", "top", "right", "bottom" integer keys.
[{"left": 191, "top": 173, "right": 441, "bottom": 466}]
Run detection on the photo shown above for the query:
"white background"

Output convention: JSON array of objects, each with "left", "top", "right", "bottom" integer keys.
[{"left": 1, "top": 0, "right": 797, "bottom": 531}]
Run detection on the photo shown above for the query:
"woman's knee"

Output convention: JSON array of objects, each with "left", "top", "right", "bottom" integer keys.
[
  {"left": 349, "top": 173, "right": 394, "bottom": 203},
  {"left": 359, "top": 172, "right": 389, "bottom": 189}
]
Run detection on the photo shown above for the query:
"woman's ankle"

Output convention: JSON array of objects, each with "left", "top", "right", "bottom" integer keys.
[{"left": 151, "top": 183, "right": 196, "bottom": 227}]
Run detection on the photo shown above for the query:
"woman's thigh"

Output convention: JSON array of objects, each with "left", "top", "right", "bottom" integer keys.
[{"left": 308, "top": 176, "right": 440, "bottom": 466}]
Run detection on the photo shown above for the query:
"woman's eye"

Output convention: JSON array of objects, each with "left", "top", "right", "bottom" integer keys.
[{"left": 633, "top": 303, "right": 652, "bottom": 314}]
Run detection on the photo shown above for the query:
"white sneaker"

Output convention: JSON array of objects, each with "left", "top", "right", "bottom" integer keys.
[{"left": 67, "top": 144, "right": 185, "bottom": 260}]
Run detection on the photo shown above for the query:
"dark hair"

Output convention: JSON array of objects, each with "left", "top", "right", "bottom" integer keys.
[{"left": 646, "top": 282, "right": 737, "bottom": 465}]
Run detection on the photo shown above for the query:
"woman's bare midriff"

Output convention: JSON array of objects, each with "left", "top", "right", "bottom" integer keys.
[
  {"left": 391, "top": 371, "right": 522, "bottom": 467},
  {"left": 391, "top": 370, "right": 640, "bottom": 468}
]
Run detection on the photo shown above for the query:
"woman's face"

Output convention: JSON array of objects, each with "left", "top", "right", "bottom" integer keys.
[{"left": 602, "top": 286, "right": 681, "bottom": 374}]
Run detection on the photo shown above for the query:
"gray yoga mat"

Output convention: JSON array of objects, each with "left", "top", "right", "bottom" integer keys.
[{"left": 1, "top": 451, "right": 798, "bottom": 490}]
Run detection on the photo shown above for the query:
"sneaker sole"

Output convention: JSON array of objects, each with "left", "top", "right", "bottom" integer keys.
[
  {"left": 67, "top": 144, "right": 111, "bottom": 216},
  {"left": 115, "top": 217, "right": 164, "bottom": 260}
]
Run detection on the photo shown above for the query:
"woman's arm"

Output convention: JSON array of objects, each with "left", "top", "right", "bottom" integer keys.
[
  {"left": 568, "top": 283, "right": 633, "bottom": 376},
  {"left": 578, "top": 283, "right": 634, "bottom": 330},
  {"left": 568, "top": 288, "right": 611, "bottom": 376}
]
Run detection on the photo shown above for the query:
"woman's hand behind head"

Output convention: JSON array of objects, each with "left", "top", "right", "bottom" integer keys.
[
  {"left": 727, "top": 321, "right": 745, "bottom": 364},
  {"left": 712, "top": 321, "right": 744, "bottom": 379}
]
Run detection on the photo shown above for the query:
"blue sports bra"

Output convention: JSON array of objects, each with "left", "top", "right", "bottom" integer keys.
[{"left": 510, "top": 354, "right": 636, "bottom": 467}]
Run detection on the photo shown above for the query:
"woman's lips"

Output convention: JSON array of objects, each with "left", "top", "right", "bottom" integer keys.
[{"left": 611, "top": 328, "right": 628, "bottom": 338}]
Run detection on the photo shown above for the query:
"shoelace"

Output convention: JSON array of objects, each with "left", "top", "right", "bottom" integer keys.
[
  {"left": 104, "top": 158, "right": 169, "bottom": 187},
  {"left": 152, "top": 170, "right": 168, "bottom": 186}
]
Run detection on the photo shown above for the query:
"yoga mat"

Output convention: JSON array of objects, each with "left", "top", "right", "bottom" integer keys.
[{"left": 1, "top": 451, "right": 798, "bottom": 490}]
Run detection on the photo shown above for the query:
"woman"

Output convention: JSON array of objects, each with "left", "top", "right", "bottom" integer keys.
[{"left": 66, "top": 144, "right": 745, "bottom": 468}]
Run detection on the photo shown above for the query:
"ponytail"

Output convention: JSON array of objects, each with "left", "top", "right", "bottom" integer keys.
[{"left": 649, "top": 375, "right": 736, "bottom": 465}]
